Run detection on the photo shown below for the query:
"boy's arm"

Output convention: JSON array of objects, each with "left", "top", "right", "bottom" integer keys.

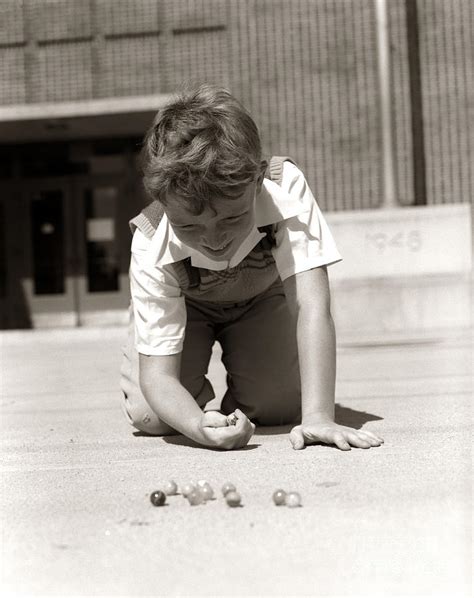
[
  {"left": 129, "top": 231, "right": 253, "bottom": 450},
  {"left": 283, "top": 266, "right": 384, "bottom": 451},
  {"left": 139, "top": 352, "right": 255, "bottom": 450}
]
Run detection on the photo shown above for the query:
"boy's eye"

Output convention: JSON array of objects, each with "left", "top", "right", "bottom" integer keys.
[
  {"left": 225, "top": 213, "right": 246, "bottom": 223},
  {"left": 174, "top": 211, "right": 247, "bottom": 230}
]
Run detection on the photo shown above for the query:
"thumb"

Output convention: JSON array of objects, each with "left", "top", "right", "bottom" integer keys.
[{"left": 289, "top": 426, "right": 305, "bottom": 450}]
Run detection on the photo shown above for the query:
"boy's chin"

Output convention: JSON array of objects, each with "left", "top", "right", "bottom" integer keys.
[
  {"left": 200, "top": 248, "right": 232, "bottom": 261},
  {"left": 199, "top": 242, "right": 234, "bottom": 260}
]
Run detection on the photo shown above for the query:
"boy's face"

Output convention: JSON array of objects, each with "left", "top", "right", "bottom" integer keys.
[{"left": 165, "top": 169, "right": 265, "bottom": 261}]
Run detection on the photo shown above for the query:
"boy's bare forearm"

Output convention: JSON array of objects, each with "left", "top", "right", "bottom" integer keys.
[
  {"left": 140, "top": 372, "right": 256, "bottom": 450},
  {"left": 140, "top": 372, "right": 210, "bottom": 445},
  {"left": 284, "top": 271, "right": 384, "bottom": 450},
  {"left": 138, "top": 354, "right": 255, "bottom": 450},
  {"left": 296, "top": 307, "right": 337, "bottom": 423}
]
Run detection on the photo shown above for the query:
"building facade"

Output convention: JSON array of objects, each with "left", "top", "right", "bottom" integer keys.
[{"left": 0, "top": 0, "right": 472, "bottom": 328}]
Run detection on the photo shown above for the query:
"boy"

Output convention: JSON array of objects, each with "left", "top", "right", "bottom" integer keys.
[{"left": 120, "top": 84, "right": 384, "bottom": 451}]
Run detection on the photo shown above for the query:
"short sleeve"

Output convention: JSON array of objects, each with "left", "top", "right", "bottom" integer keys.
[
  {"left": 272, "top": 162, "right": 342, "bottom": 281},
  {"left": 130, "top": 229, "right": 186, "bottom": 356}
]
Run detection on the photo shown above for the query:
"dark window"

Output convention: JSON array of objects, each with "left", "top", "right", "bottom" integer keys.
[
  {"left": 92, "top": 138, "right": 141, "bottom": 155},
  {"left": 20, "top": 143, "right": 87, "bottom": 177},
  {"left": 30, "top": 191, "right": 65, "bottom": 294},
  {"left": 0, "top": 148, "right": 14, "bottom": 179},
  {"left": 84, "top": 186, "right": 119, "bottom": 292}
]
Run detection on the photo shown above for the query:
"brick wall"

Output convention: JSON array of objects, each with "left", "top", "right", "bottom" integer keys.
[{"left": 0, "top": 0, "right": 471, "bottom": 210}]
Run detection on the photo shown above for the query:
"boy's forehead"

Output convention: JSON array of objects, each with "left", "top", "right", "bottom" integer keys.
[{"left": 165, "top": 186, "right": 254, "bottom": 220}]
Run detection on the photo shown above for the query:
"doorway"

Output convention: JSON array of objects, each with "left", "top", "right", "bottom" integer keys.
[{"left": 0, "top": 174, "right": 131, "bottom": 328}]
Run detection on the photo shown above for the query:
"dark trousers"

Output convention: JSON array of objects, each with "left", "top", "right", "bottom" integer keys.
[{"left": 120, "top": 280, "right": 301, "bottom": 435}]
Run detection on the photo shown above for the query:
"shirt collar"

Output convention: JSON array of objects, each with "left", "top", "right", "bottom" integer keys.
[
  {"left": 255, "top": 177, "right": 307, "bottom": 225},
  {"left": 149, "top": 176, "right": 308, "bottom": 269}
]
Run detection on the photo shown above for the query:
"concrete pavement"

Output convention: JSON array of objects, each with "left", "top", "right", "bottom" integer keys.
[{"left": 1, "top": 327, "right": 472, "bottom": 596}]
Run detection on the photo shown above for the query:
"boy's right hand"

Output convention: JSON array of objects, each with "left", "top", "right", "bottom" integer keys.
[{"left": 199, "top": 409, "right": 255, "bottom": 450}]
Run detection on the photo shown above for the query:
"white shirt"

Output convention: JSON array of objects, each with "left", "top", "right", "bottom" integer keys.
[{"left": 130, "top": 161, "right": 342, "bottom": 356}]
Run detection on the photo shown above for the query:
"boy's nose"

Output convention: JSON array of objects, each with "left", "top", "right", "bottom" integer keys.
[
  {"left": 201, "top": 230, "right": 227, "bottom": 250},
  {"left": 202, "top": 238, "right": 228, "bottom": 250}
]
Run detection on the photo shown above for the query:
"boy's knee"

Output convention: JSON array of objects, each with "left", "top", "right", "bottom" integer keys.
[{"left": 122, "top": 393, "right": 176, "bottom": 436}]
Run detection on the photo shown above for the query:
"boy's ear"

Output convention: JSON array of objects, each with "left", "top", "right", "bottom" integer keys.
[{"left": 256, "top": 160, "right": 268, "bottom": 192}]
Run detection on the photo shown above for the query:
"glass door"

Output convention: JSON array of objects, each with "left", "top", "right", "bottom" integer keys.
[
  {"left": 22, "top": 178, "right": 78, "bottom": 327},
  {"left": 2, "top": 175, "right": 131, "bottom": 328},
  {"left": 71, "top": 175, "right": 130, "bottom": 326}
]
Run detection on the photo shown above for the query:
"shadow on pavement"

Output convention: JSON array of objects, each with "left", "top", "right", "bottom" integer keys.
[
  {"left": 132, "top": 430, "right": 260, "bottom": 451},
  {"left": 130, "top": 404, "right": 383, "bottom": 446},
  {"left": 162, "top": 436, "right": 261, "bottom": 451},
  {"left": 335, "top": 403, "right": 384, "bottom": 428},
  {"left": 254, "top": 403, "right": 383, "bottom": 436}
]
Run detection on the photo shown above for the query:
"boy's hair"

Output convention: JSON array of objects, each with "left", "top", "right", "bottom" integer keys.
[{"left": 141, "top": 84, "right": 262, "bottom": 214}]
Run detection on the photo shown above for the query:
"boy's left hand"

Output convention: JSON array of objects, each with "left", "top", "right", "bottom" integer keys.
[{"left": 289, "top": 421, "right": 384, "bottom": 451}]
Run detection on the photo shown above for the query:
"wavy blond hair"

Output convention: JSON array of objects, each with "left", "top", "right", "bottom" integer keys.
[{"left": 141, "top": 84, "right": 262, "bottom": 214}]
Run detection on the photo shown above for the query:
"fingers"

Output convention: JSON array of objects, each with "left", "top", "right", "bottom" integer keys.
[
  {"left": 201, "top": 409, "right": 254, "bottom": 448},
  {"left": 201, "top": 410, "right": 229, "bottom": 428},
  {"left": 233, "top": 409, "right": 247, "bottom": 428},
  {"left": 226, "top": 413, "right": 238, "bottom": 426},
  {"left": 290, "top": 425, "right": 351, "bottom": 451},
  {"left": 288, "top": 422, "right": 384, "bottom": 452},
  {"left": 222, "top": 409, "right": 255, "bottom": 449},
  {"left": 289, "top": 426, "right": 305, "bottom": 450},
  {"left": 347, "top": 429, "right": 384, "bottom": 447},
  {"left": 345, "top": 431, "right": 372, "bottom": 449},
  {"left": 332, "top": 431, "right": 351, "bottom": 451},
  {"left": 338, "top": 428, "right": 384, "bottom": 450},
  {"left": 359, "top": 430, "right": 384, "bottom": 444},
  {"left": 234, "top": 409, "right": 256, "bottom": 431}
]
